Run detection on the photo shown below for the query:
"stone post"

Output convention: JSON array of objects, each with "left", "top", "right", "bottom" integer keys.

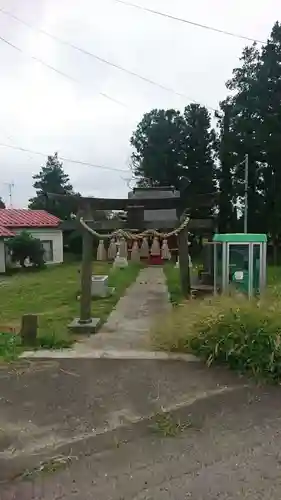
[{"left": 20, "top": 314, "right": 38, "bottom": 346}]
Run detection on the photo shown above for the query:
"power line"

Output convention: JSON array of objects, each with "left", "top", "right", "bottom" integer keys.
[
  {"left": 114, "top": 0, "right": 266, "bottom": 45},
  {"left": 0, "top": 35, "right": 127, "bottom": 108},
  {"left": 0, "top": 6, "right": 216, "bottom": 112},
  {"left": 0, "top": 142, "right": 128, "bottom": 173}
]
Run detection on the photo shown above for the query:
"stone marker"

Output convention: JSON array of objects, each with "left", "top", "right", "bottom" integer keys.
[
  {"left": 91, "top": 275, "right": 113, "bottom": 298},
  {"left": 20, "top": 314, "right": 38, "bottom": 346}
]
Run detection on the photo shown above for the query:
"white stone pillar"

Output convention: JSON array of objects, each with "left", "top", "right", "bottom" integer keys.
[
  {"left": 140, "top": 237, "right": 149, "bottom": 258},
  {"left": 131, "top": 240, "right": 140, "bottom": 262},
  {"left": 161, "top": 239, "right": 171, "bottom": 260},
  {"left": 97, "top": 239, "right": 107, "bottom": 261},
  {"left": 108, "top": 238, "right": 117, "bottom": 261}
]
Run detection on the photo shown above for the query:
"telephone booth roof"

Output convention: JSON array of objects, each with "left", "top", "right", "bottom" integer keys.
[{"left": 213, "top": 233, "right": 267, "bottom": 243}]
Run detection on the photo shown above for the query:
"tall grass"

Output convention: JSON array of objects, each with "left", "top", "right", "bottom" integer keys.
[{"left": 151, "top": 290, "right": 281, "bottom": 382}]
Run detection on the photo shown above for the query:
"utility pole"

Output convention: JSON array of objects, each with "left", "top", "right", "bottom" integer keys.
[
  {"left": 244, "top": 154, "right": 249, "bottom": 233},
  {"left": 4, "top": 182, "right": 14, "bottom": 208}
]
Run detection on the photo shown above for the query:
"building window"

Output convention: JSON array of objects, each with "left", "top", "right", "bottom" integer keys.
[{"left": 41, "top": 240, "right": 54, "bottom": 262}]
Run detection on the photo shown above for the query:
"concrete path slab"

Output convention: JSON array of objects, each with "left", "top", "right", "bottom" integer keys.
[
  {"left": 21, "top": 349, "right": 198, "bottom": 361},
  {"left": 21, "top": 267, "right": 171, "bottom": 359}
]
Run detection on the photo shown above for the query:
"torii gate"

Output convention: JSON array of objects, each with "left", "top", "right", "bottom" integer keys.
[{"left": 49, "top": 189, "right": 214, "bottom": 333}]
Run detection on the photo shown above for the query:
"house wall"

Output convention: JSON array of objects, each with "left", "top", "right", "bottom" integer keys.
[
  {"left": 13, "top": 228, "right": 63, "bottom": 264},
  {"left": 0, "top": 240, "right": 5, "bottom": 273}
]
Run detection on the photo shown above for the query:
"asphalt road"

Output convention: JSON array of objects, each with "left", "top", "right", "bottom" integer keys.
[{"left": 1, "top": 359, "right": 281, "bottom": 499}]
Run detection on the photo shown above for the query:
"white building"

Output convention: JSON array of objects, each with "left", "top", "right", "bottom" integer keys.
[{"left": 0, "top": 209, "right": 63, "bottom": 273}]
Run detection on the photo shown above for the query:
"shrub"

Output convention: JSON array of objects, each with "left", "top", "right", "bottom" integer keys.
[
  {"left": 7, "top": 231, "right": 45, "bottom": 269},
  {"left": 0, "top": 333, "right": 21, "bottom": 361},
  {"left": 151, "top": 292, "right": 281, "bottom": 382}
]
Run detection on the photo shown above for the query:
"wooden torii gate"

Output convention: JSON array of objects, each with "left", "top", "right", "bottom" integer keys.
[{"left": 49, "top": 189, "right": 214, "bottom": 333}]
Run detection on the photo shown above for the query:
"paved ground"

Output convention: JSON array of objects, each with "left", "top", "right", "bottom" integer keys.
[
  {"left": 0, "top": 359, "right": 242, "bottom": 475},
  {"left": 22, "top": 267, "right": 171, "bottom": 359},
  {"left": 1, "top": 363, "right": 281, "bottom": 498}
]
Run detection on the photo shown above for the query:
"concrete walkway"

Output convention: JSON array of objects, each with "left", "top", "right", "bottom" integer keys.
[
  {"left": 78, "top": 266, "right": 171, "bottom": 351},
  {"left": 21, "top": 267, "right": 181, "bottom": 359}
]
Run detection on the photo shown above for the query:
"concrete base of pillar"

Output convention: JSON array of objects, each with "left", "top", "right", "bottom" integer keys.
[{"left": 68, "top": 317, "right": 100, "bottom": 334}]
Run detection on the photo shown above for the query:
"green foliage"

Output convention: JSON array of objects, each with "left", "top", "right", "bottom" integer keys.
[
  {"left": 216, "top": 101, "right": 239, "bottom": 232},
  {"left": 64, "top": 230, "right": 83, "bottom": 256},
  {"left": 28, "top": 152, "right": 77, "bottom": 220},
  {"left": 151, "top": 292, "right": 281, "bottom": 383},
  {"left": 181, "top": 104, "right": 216, "bottom": 217},
  {"left": 189, "top": 295, "right": 281, "bottom": 381},
  {"left": 7, "top": 231, "right": 45, "bottom": 268},
  {"left": 130, "top": 105, "right": 216, "bottom": 214},
  {"left": 0, "top": 333, "right": 21, "bottom": 361},
  {"left": 217, "top": 22, "right": 281, "bottom": 249},
  {"left": 130, "top": 108, "right": 186, "bottom": 189}
]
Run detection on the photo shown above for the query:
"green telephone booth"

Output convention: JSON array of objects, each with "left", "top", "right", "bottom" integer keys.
[{"left": 212, "top": 233, "right": 267, "bottom": 298}]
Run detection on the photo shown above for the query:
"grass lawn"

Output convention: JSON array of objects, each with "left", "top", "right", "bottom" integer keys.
[
  {"left": 164, "top": 263, "right": 281, "bottom": 305},
  {"left": 0, "top": 261, "right": 141, "bottom": 359}
]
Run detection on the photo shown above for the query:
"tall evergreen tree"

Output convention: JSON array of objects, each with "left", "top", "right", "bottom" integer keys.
[
  {"left": 225, "top": 43, "right": 264, "bottom": 233},
  {"left": 28, "top": 153, "right": 76, "bottom": 220},
  {"left": 257, "top": 22, "right": 281, "bottom": 259},
  {"left": 221, "top": 21, "right": 281, "bottom": 256},
  {"left": 130, "top": 104, "right": 216, "bottom": 215},
  {"left": 216, "top": 100, "right": 237, "bottom": 232},
  {"left": 181, "top": 104, "right": 216, "bottom": 216},
  {"left": 130, "top": 108, "right": 186, "bottom": 189}
]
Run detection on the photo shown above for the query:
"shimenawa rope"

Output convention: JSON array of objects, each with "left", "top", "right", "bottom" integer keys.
[{"left": 78, "top": 214, "right": 190, "bottom": 240}]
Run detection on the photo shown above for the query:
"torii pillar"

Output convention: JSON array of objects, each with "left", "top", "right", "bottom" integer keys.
[{"left": 68, "top": 207, "right": 100, "bottom": 334}]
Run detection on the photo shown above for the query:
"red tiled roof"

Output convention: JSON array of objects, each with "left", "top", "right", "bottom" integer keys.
[
  {"left": 0, "top": 209, "right": 61, "bottom": 229},
  {"left": 0, "top": 226, "right": 15, "bottom": 238}
]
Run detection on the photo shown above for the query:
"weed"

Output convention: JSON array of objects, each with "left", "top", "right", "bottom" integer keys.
[
  {"left": 150, "top": 410, "right": 191, "bottom": 437},
  {"left": 21, "top": 455, "right": 77, "bottom": 480}
]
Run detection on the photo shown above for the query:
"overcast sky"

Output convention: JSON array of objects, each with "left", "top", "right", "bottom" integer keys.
[{"left": 0, "top": 0, "right": 279, "bottom": 207}]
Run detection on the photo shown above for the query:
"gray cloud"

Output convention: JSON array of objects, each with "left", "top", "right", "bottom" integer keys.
[{"left": 0, "top": 0, "right": 278, "bottom": 207}]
